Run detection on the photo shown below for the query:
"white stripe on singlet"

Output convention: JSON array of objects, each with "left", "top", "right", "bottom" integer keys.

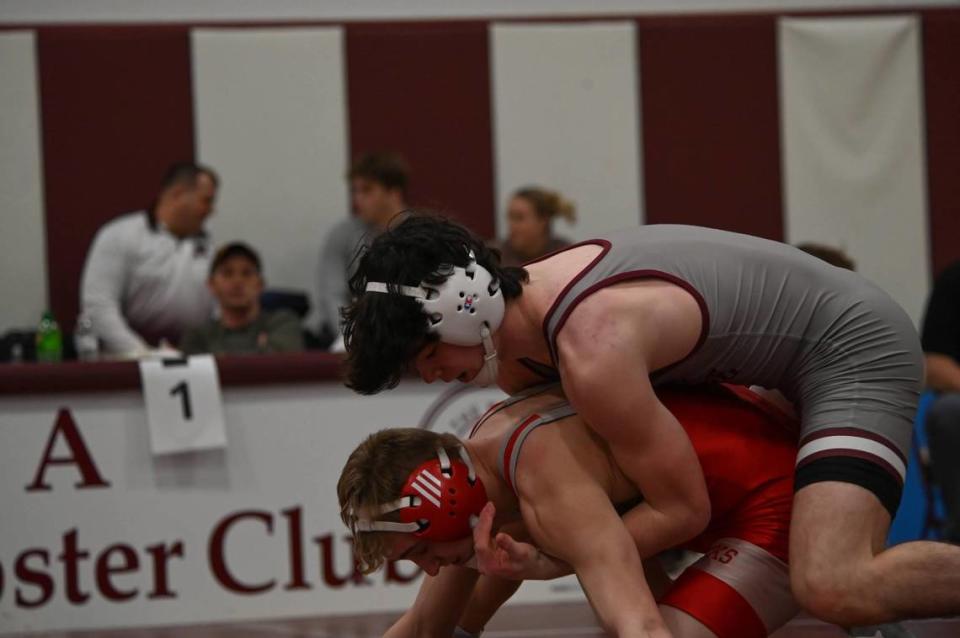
[
  {"left": 685, "top": 538, "right": 800, "bottom": 634},
  {"left": 796, "top": 435, "right": 907, "bottom": 481}
]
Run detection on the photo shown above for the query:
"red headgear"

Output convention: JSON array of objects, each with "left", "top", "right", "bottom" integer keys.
[{"left": 353, "top": 446, "right": 487, "bottom": 542}]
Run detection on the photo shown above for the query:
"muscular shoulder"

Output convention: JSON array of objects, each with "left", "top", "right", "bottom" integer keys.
[
  {"left": 555, "top": 280, "right": 700, "bottom": 375},
  {"left": 512, "top": 426, "right": 572, "bottom": 502},
  {"left": 552, "top": 283, "right": 654, "bottom": 373},
  {"left": 512, "top": 415, "right": 608, "bottom": 501}
]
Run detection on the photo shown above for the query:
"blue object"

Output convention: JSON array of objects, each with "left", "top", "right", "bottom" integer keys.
[{"left": 887, "top": 390, "right": 945, "bottom": 545}]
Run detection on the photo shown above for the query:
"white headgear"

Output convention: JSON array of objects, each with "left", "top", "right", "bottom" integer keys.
[{"left": 365, "top": 251, "right": 505, "bottom": 346}]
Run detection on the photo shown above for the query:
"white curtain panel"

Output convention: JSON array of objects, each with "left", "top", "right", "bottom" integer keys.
[
  {"left": 0, "top": 31, "right": 48, "bottom": 329},
  {"left": 780, "top": 15, "right": 929, "bottom": 325},
  {"left": 192, "top": 27, "right": 349, "bottom": 325},
  {"left": 491, "top": 21, "right": 644, "bottom": 243}
]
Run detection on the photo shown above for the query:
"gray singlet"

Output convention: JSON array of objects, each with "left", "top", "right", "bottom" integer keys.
[{"left": 540, "top": 224, "right": 923, "bottom": 483}]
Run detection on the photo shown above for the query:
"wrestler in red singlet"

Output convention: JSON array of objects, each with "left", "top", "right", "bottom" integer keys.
[
  {"left": 490, "top": 384, "right": 801, "bottom": 638},
  {"left": 656, "top": 385, "right": 799, "bottom": 638}
]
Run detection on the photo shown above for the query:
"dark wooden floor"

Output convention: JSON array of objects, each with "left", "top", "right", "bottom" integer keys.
[{"left": 19, "top": 603, "right": 960, "bottom": 637}]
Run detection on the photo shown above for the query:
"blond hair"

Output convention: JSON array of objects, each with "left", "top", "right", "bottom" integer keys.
[
  {"left": 513, "top": 186, "right": 577, "bottom": 224},
  {"left": 337, "top": 428, "right": 463, "bottom": 573}
]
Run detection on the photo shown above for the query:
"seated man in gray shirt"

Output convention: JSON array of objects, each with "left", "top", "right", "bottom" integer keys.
[
  {"left": 180, "top": 242, "right": 303, "bottom": 355},
  {"left": 80, "top": 162, "right": 219, "bottom": 357},
  {"left": 317, "top": 151, "right": 410, "bottom": 348}
]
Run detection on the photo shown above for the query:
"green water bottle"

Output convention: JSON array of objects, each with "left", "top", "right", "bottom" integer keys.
[{"left": 36, "top": 310, "right": 63, "bottom": 363}]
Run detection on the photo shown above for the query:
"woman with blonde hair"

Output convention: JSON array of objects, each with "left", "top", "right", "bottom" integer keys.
[{"left": 492, "top": 186, "right": 576, "bottom": 267}]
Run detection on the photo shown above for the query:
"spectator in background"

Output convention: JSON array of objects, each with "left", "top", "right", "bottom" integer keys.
[
  {"left": 491, "top": 186, "right": 576, "bottom": 267},
  {"left": 795, "top": 242, "right": 856, "bottom": 270},
  {"left": 180, "top": 242, "right": 303, "bottom": 355},
  {"left": 316, "top": 151, "right": 410, "bottom": 348},
  {"left": 919, "top": 260, "right": 960, "bottom": 543},
  {"left": 80, "top": 162, "right": 218, "bottom": 358}
]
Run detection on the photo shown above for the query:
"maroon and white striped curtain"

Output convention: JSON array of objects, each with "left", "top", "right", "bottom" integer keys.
[{"left": 1, "top": 8, "right": 958, "bottom": 332}]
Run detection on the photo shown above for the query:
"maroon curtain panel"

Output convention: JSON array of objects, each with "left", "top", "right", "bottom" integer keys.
[
  {"left": 637, "top": 15, "right": 783, "bottom": 240},
  {"left": 921, "top": 10, "right": 960, "bottom": 278},
  {"left": 20, "top": 7, "right": 960, "bottom": 326},
  {"left": 37, "top": 26, "right": 196, "bottom": 329},
  {"left": 345, "top": 21, "right": 496, "bottom": 239}
]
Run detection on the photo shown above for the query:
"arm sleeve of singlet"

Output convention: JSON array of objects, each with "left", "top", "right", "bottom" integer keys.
[{"left": 921, "top": 261, "right": 960, "bottom": 360}]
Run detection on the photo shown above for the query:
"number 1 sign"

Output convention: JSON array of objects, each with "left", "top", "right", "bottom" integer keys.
[{"left": 138, "top": 355, "right": 227, "bottom": 455}]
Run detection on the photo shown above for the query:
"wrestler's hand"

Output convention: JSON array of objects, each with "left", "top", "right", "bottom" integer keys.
[
  {"left": 473, "top": 502, "right": 535, "bottom": 579},
  {"left": 473, "top": 502, "right": 571, "bottom": 580}
]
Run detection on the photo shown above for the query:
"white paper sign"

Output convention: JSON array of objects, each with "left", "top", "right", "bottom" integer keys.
[{"left": 139, "top": 354, "right": 227, "bottom": 455}]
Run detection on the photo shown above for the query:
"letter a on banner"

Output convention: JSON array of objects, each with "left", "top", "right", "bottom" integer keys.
[
  {"left": 25, "top": 409, "right": 111, "bottom": 491},
  {"left": 139, "top": 355, "right": 227, "bottom": 455}
]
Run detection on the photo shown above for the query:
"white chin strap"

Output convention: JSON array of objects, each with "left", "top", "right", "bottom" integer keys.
[{"left": 471, "top": 324, "right": 499, "bottom": 387}]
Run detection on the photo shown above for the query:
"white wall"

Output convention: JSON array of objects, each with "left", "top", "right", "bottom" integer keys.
[
  {"left": 0, "top": 0, "right": 957, "bottom": 23},
  {"left": 780, "top": 15, "right": 930, "bottom": 324},
  {"left": 0, "top": 31, "right": 47, "bottom": 331},
  {"left": 491, "top": 21, "right": 643, "bottom": 241},
  {"left": 192, "top": 27, "right": 349, "bottom": 327}
]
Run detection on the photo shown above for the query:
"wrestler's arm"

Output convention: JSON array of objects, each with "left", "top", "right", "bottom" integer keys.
[
  {"left": 516, "top": 436, "right": 670, "bottom": 637},
  {"left": 473, "top": 502, "right": 676, "bottom": 600},
  {"left": 457, "top": 575, "right": 523, "bottom": 635},
  {"left": 384, "top": 565, "right": 480, "bottom": 638},
  {"left": 557, "top": 316, "right": 710, "bottom": 558},
  {"left": 455, "top": 559, "right": 669, "bottom": 634},
  {"left": 455, "top": 519, "right": 529, "bottom": 632}
]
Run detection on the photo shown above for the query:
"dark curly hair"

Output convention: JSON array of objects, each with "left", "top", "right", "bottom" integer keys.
[{"left": 342, "top": 213, "right": 529, "bottom": 394}]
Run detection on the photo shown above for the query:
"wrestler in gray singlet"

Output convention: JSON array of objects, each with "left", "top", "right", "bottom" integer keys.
[{"left": 539, "top": 225, "right": 923, "bottom": 515}]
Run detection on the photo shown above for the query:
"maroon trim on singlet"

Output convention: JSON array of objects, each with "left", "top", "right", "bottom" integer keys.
[
  {"left": 502, "top": 413, "right": 541, "bottom": 494},
  {"left": 799, "top": 426, "right": 908, "bottom": 466},
  {"left": 517, "top": 357, "right": 560, "bottom": 380},
  {"left": 469, "top": 400, "right": 506, "bottom": 439},
  {"left": 547, "top": 269, "right": 711, "bottom": 372},
  {"left": 523, "top": 237, "right": 607, "bottom": 268},
  {"left": 797, "top": 449, "right": 904, "bottom": 486},
  {"left": 538, "top": 240, "right": 612, "bottom": 365}
]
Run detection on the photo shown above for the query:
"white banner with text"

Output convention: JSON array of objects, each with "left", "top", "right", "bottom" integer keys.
[{"left": 0, "top": 380, "right": 584, "bottom": 634}]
